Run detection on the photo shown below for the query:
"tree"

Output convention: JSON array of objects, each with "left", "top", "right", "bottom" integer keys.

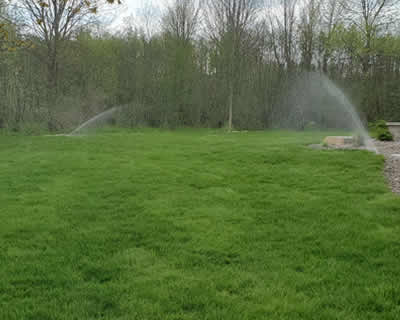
[
  {"left": 162, "top": 0, "right": 200, "bottom": 43},
  {"left": 298, "top": 0, "right": 321, "bottom": 71},
  {"left": 268, "top": 0, "right": 298, "bottom": 71},
  {"left": 338, "top": 0, "right": 399, "bottom": 120},
  {"left": 0, "top": 0, "right": 29, "bottom": 51},
  {"left": 341, "top": 0, "right": 398, "bottom": 74},
  {"left": 0, "top": 0, "right": 11, "bottom": 52},
  {"left": 20, "top": 0, "right": 120, "bottom": 97},
  {"left": 205, "top": 0, "right": 260, "bottom": 130},
  {"left": 319, "top": 0, "right": 343, "bottom": 73},
  {"left": 161, "top": 0, "right": 201, "bottom": 126}
]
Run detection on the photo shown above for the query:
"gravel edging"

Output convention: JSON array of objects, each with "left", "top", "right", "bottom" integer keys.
[{"left": 374, "top": 140, "right": 400, "bottom": 195}]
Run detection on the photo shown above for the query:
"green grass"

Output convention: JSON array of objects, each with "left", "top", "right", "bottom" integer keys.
[{"left": 1, "top": 129, "right": 400, "bottom": 319}]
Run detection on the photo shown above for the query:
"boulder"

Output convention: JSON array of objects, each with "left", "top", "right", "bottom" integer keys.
[{"left": 323, "top": 136, "right": 354, "bottom": 147}]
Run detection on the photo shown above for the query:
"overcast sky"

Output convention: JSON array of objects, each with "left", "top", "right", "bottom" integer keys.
[
  {"left": 109, "top": 0, "right": 278, "bottom": 31},
  {"left": 123, "top": 0, "right": 154, "bottom": 14},
  {"left": 110, "top": 0, "right": 163, "bottom": 29}
]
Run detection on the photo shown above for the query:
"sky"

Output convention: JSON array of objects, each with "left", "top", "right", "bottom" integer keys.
[
  {"left": 109, "top": 0, "right": 163, "bottom": 30},
  {"left": 122, "top": 0, "right": 154, "bottom": 15},
  {"left": 108, "top": 0, "right": 280, "bottom": 32}
]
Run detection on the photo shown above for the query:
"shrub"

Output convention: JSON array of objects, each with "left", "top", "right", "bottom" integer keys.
[
  {"left": 376, "top": 128, "right": 393, "bottom": 141},
  {"left": 369, "top": 120, "right": 393, "bottom": 141},
  {"left": 375, "top": 120, "right": 389, "bottom": 130}
]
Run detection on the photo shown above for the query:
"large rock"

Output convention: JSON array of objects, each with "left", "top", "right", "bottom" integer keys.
[
  {"left": 387, "top": 122, "right": 400, "bottom": 141},
  {"left": 323, "top": 136, "right": 354, "bottom": 147}
]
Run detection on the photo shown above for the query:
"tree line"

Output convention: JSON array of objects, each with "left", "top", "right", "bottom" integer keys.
[{"left": 1, "top": 0, "right": 400, "bottom": 133}]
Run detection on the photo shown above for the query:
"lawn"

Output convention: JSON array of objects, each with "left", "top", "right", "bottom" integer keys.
[{"left": 1, "top": 129, "right": 400, "bottom": 319}]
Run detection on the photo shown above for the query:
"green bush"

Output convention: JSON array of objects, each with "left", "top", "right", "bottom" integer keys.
[
  {"left": 376, "top": 128, "right": 393, "bottom": 141},
  {"left": 369, "top": 120, "right": 393, "bottom": 141},
  {"left": 375, "top": 120, "right": 389, "bottom": 130}
]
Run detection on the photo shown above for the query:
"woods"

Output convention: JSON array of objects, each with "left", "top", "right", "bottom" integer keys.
[{"left": 1, "top": 0, "right": 400, "bottom": 133}]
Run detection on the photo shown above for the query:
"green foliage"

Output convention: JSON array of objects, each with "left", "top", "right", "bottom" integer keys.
[
  {"left": 1, "top": 130, "right": 399, "bottom": 319},
  {"left": 369, "top": 120, "right": 394, "bottom": 141},
  {"left": 376, "top": 128, "right": 394, "bottom": 141},
  {"left": 375, "top": 120, "right": 389, "bottom": 130},
  {"left": 2, "top": 0, "right": 400, "bottom": 131},
  {"left": 0, "top": 21, "right": 27, "bottom": 52}
]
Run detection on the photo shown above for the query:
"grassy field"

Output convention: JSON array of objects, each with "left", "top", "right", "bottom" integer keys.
[{"left": 1, "top": 129, "right": 400, "bottom": 319}]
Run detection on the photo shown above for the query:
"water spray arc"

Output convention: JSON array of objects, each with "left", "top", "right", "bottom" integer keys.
[
  {"left": 69, "top": 107, "right": 119, "bottom": 135},
  {"left": 319, "top": 74, "right": 377, "bottom": 153},
  {"left": 287, "top": 72, "right": 377, "bottom": 153}
]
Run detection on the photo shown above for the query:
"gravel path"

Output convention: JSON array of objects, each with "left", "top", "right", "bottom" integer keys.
[{"left": 375, "top": 140, "right": 400, "bottom": 194}]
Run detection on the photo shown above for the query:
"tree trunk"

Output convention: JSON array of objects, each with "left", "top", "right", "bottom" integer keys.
[
  {"left": 45, "top": 42, "right": 59, "bottom": 131},
  {"left": 228, "top": 80, "right": 233, "bottom": 131}
]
